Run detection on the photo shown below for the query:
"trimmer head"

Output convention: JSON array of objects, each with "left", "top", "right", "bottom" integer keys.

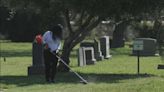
[
  {"left": 55, "top": 54, "right": 88, "bottom": 85},
  {"left": 80, "top": 80, "right": 88, "bottom": 84}
]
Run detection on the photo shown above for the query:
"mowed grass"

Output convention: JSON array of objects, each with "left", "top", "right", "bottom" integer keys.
[{"left": 0, "top": 42, "right": 164, "bottom": 92}]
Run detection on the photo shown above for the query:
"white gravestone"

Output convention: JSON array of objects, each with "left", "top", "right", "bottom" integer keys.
[
  {"left": 99, "top": 36, "right": 112, "bottom": 59},
  {"left": 77, "top": 47, "right": 96, "bottom": 66}
]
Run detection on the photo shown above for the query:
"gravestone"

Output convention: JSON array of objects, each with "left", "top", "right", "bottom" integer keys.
[
  {"left": 99, "top": 36, "right": 112, "bottom": 59},
  {"left": 28, "top": 43, "right": 45, "bottom": 75},
  {"left": 77, "top": 48, "right": 86, "bottom": 66},
  {"left": 83, "top": 47, "right": 96, "bottom": 65},
  {"left": 77, "top": 47, "right": 96, "bottom": 65},
  {"left": 94, "top": 39, "right": 104, "bottom": 61},
  {"left": 132, "top": 38, "right": 157, "bottom": 56},
  {"left": 80, "top": 41, "right": 104, "bottom": 61},
  {"left": 111, "top": 21, "right": 127, "bottom": 48}
]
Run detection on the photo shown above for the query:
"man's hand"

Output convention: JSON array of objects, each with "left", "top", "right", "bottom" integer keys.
[
  {"left": 52, "top": 51, "right": 60, "bottom": 56},
  {"left": 56, "top": 53, "right": 60, "bottom": 57}
]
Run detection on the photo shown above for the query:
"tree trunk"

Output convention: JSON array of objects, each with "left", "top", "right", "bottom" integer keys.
[
  {"left": 154, "top": 20, "right": 162, "bottom": 42},
  {"left": 154, "top": 20, "right": 162, "bottom": 55},
  {"left": 58, "top": 11, "right": 102, "bottom": 72},
  {"left": 58, "top": 38, "right": 73, "bottom": 72},
  {"left": 57, "top": 21, "right": 101, "bottom": 72}
]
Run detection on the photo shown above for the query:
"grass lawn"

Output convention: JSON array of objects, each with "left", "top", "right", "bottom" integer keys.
[{"left": 0, "top": 42, "right": 164, "bottom": 92}]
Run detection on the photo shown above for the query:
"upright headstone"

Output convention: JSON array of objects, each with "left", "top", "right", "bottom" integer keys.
[
  {"left": 83, "top": 47, "right": 96, "bottom": 65},
  {"left": 94, "top": 39, "right": 104, "bottom": 61},
  {"left": 99, "top": 36, "right": 111, "bottom": 59},
  {"left": 77, "top": 47, "right": 96, "bottom": 65},
  {"left": 111, "top": 21, "right": 127, "bottom": 48},
  {"left": 80, "top": 41, "right": 104, "bottom": 61},
  {"left": 132, "top": 38, "right": 157, "bottom": 56},
  {"left": 28, "top": 43, "right": 45, "bottom": 75},
  {"left": 77, "top": 48, "right": 86, "bottom": 66}
]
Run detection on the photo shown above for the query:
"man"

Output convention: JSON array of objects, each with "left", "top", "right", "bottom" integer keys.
[{"left": 42, "top": 24, "right": 63, "bottom": 83}]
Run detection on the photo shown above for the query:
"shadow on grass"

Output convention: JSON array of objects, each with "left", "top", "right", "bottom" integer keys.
[
  {"left": 83, "top": 73, "right": 154, "bottom": 83},
  {"left": 1, "top": 50, "right": 32, "bottom": 57},
  {"left": 111, "top": 48, "right": 131, "bottom": 56},
  {"left": 0, "top": 73, "right": 154, "bottom": 87}
]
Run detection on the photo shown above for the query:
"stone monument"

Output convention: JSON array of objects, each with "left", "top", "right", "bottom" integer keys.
[
  {"left": 77, "top": 47, "right": 86, "bottom": 66},
  {"left": 80, "top": 41, "right": 104, "bottom": 61},
  {"left": 28, "top": 43, "right": 45, "bottom": 75},
  {"left": 99, "top": 36, "right": 111, "bottom": 59},
  {"left": 77, "top": 47, "right": 96, "bottom": 65},
  {"left": 132, "top": 38, "right": 157, "bottom": 56},
  {"left": 83, "top": 47, "right": 96, "bottom": 65},
  {"left": 111, "top": 21, "right": 126, "bottom": 48},
  {"left": 94, "top": 39, "right": 104, "bottom": 61}
]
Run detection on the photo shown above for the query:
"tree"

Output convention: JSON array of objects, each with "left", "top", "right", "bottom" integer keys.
[
  {"left": 57, "top": 0, "right": 164, "bottom": 71},
  {"left": 0, "top": 0, "right": 64, "bottom": 41},
  {"left": 1, "top": 0, "right": 163, "bottom": 71},
  {"left": 0, "top": 6, "right": 10, "bottom": 36}
]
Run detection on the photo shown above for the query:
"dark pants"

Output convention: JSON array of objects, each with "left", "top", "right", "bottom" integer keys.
[{"left": 44, "top": 49, "right": 58, "bottom": 82}]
